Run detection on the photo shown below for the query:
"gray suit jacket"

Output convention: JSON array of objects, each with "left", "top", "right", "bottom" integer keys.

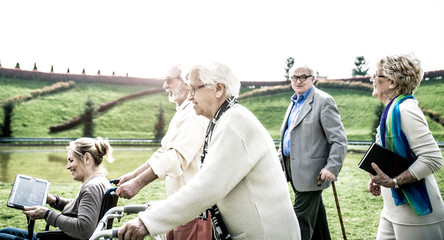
[{"left": 278, "top": 86, "right": 347, "bottom": 192}]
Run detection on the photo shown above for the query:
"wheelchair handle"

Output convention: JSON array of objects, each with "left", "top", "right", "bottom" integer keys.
[
  {"left": 112, "top": 229, "right": 118, "bottom": 238},
  {"left": 123, "top": 204, "right": 148, "bottom": 214}
]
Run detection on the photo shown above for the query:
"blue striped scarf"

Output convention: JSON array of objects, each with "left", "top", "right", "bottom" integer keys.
[{"left": 379, "top": 95, "right": 432, "bottom": 215}]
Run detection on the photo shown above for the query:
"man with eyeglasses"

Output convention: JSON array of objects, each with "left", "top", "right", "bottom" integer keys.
[
  {"left": 118, "top": 63, "right": 301, "bottom": 240},
  {"left": 278, "top": 65, "right": 347, "bottom": 240},
  {"left": 116, "top": 65, "right": 212, "bottom": 240}
]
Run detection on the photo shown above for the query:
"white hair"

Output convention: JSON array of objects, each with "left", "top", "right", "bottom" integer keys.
[{"left": 189, "top": 63, "right": 240, "bottom": 98}]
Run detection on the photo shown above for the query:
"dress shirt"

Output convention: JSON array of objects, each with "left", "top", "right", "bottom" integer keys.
[{"left": 283, "top": 86, "right": 313, "bottom": 156}]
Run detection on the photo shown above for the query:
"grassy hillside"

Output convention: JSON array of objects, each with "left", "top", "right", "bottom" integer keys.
[
  {"left": 241, "top": 86, "right": 381, "bottom": 140},
  {"left": 0, "top": 78, "right": 175, "bottom": 138},
  {"left": 1, "top": 77, "right": 443, "bottom": 140},
  {"left": 241, "top": 81, "right": 444, "bottom": 141},
  {"left": 415, "top": 79, "right": 444, "bottom": 114}
]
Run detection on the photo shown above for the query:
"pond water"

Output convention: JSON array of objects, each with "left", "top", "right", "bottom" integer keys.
[{"left": 0, "top": 146, "right": 156, "bottom": 183}]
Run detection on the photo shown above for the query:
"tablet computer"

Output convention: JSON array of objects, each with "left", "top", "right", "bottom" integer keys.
[{"left": 7, "top": 174, "right": 50, "bottom": 210}]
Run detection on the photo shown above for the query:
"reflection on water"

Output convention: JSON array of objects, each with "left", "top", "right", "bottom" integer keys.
[
  {"left": 1, "top": 154, "right": 11, "bottom": 182},
  {"left": 0, "top": 146, "right": 156, "bottom": 183},
  {"left": 48, "top": 154, "right": 67, "bottom": 164}
]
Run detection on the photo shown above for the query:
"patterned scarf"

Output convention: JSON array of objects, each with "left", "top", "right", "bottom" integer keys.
[
  {"left": 379, "top": 94, "right": 432, "bottom": 215},
  {"left": 200, "top": 96, "right": 237, "bottom": 240}
]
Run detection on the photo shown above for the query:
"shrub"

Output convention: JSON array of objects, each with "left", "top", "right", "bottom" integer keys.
[
  {"left": 316, "top": 80, "right": 373, "bottom": 92},
  {"left": 1, "top": 101, "right": 14, "bottom": 137},
  {"left": 154, "top": 103, "right": 165, "bottom": 140},
  {"left": 238, "top": 84, "right": 292, "bottom": 100},
  {"left": 370, "top": 103, "right": 384, "bottom": 140},
  {"left": 422, "top": 107, "right": 444, "bottom": 126},
  {"left": 82, "top": 99, "right": 95, "bottom": 137}
]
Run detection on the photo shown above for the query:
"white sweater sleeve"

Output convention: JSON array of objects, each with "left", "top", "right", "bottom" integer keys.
[
  {"left": 401, "top": 100, "right": 443, "bottom": 180},
  {"left": 139, "top": 122, "right": 256, "bottom": 236}
]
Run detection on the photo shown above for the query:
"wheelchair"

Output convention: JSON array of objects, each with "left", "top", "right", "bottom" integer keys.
[
  {"left": 25, "top": 179, "right": 119, "bottom": 240},
  {"left": 88, "top": 204, "right": 162, "bottom": 240}
]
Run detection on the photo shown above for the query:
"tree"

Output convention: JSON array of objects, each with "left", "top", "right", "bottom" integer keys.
[
  {"left": 154, "top": 103, "right": 165, "bottom": 140},
  {"left": 97, "top": 69, "right": 101, "bottom": 75},
  {"left": 15, "top": 62, "right": 20, "bottom": 69},
  {"left": 284, "top": 57, "right": 295, "bottom": 81},
  {"left": 33, "top": 63, "right": 38, "bottom": 71},
  {"left": 67, "top": 68, "right": 70, "bottom": 74},
  {"left": 82, "top": 99, "right": 95, "bottom": 137},
  {"left": 50, "top": 65, "right": 54, "bottom": 73},
  {"left": 352, "top": 56, "right": 369, "bottom": 77},
  {"left": 1, "top": 102, "right": 14, "bottom": 137},
  {"left": 82, "top": 68, "right": 86, "bottom": 75}
]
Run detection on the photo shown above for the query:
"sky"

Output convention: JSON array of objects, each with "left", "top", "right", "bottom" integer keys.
[{"left": 1, "top": 0, "right": 443, "bottom": 82}]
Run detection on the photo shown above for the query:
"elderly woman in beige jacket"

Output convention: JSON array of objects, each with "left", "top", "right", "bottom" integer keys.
[{"left": 118, "top": 63, "right": 300, "bottom": 240}]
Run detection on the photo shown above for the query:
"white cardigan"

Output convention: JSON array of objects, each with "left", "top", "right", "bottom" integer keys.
[
  {"left": 377, "top": 98, "right": 444, "bottom": 225},
  {"left": 139, "top": 104, "right": 300, "bottom": 239}
]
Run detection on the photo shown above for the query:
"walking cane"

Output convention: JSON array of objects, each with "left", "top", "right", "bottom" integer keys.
[
  {"left": 318, "top": 175, "right": 346, "bottom": 240},
  {"left": 331, "top": 181, "right": 347, "bottom": 240}
]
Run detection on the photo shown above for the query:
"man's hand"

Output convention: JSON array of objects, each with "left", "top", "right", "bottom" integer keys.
[
  {"left": 118, "top": 217, "right": 149, "bottom": 240},
  {"left": 116, "top": 179, "right": 143, "bottom": 199},
  {"left": 319, "top": 168, "right": 336, "bottom": 182},
  {"left": 23, "top": 206, "right": 48, "bottom": 220},
  {"left": 117, "top": 173, "right": 134, "bottom": 186}
]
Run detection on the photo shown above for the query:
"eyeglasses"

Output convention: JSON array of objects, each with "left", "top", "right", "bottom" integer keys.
[
  {"left": 164, "top": 77, "right": 181, "bottom": 85},
  {"left": 290, "top": 75, "right": 312, "bottom": 82},
  {"left": 188, "top": 84, "right": 206, "bottom": 96},
  {"left": 370, "top": 74, "right": 386, "bottom": 79}
]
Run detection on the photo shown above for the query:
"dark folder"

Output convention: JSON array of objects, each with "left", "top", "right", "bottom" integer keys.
[{"left": 358, "top": 142, "right": 414, "bottom": 177}]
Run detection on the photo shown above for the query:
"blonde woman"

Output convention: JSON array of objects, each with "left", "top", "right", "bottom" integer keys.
[
  {"left": 0, "top": 137, "right": 114, "bottom": 240},
  {"left": 368, "top": 54, "right": 444, "bottom": 240}
]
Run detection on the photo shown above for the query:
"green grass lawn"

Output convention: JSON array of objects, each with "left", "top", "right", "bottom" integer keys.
[{"left": 1, "top": 149, "right": 443, "bottom": 240}]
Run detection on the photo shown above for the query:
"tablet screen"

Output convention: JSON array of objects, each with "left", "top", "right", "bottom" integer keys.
[{"left": 7, "top": 174, "right": 50, "bottom": 210}]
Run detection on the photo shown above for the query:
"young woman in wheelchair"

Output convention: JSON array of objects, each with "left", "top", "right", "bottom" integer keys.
[{"left": 0, "top": 137, "right": 114, "bottom": 240}]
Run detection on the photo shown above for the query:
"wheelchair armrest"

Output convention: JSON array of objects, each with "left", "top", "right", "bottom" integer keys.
[{"left": 36, "top": 230, "right": 78, "bottom": 240}]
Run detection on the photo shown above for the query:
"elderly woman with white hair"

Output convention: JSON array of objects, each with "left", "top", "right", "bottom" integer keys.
[{"left": 118, "top": 63, "right": 300, "bottom": 240}]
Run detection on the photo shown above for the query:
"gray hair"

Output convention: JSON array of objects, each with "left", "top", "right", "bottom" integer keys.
[
  {"left": 377, "top": 54, "right": 423, "bottom": 95},
  {"left": 189, "top": 63, "right": 240, "bottom": 98}
]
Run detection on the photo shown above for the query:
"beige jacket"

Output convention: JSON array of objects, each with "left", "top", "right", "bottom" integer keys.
[{"left": 148, "top": 100, "right": 208, "bottom": 196}]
